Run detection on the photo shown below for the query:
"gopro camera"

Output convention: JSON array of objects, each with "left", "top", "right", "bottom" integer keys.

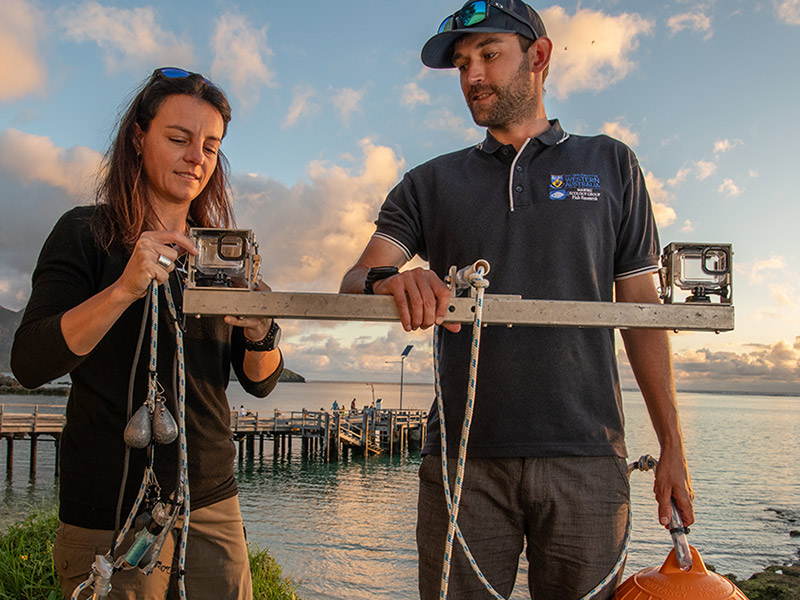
[
  {"left": 187, "top": 228, "right": 261, "bottom": 290},
  {"left": 659, "top": 243, "right": 732, "bottom": 304}
]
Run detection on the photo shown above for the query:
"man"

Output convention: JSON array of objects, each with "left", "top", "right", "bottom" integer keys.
[{"left": 339, "top": 1, "right": 693, "bottom": 598}]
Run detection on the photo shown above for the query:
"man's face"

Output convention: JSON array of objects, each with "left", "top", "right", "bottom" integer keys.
[{"left": 452, "top": 32, "right": 537, "bottom": 129}]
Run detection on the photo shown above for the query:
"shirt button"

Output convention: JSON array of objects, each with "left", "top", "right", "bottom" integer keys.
[
  {"left": 502, "top": 149, "right": 509, "bottom": 155},
  {"left": 515, "top": 165, "right": 523, "bottom": 172},
  {"left": 515, "top": 185, "right": 523, "bottom": 193}
]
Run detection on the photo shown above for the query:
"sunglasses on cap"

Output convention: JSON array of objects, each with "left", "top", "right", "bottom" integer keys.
[{"left": 437, "top": 0, "right": 537, "bottom": 38}]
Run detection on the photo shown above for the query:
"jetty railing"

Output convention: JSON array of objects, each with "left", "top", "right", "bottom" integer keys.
[
  {"left": 0, "top": 403, "right": 429, "bottom": 478},
  {"left": 0, "top": 403, "right": 65, "bottom": 478}
]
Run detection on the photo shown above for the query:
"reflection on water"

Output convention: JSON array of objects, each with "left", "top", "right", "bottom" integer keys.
[{"left": 2, "top": 386, "right": 799, "bottom": 600}]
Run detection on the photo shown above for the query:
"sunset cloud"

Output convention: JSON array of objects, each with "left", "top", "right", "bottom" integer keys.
[
  {"left": 230, "top": 139, "right": 405, "bottom": 292},
  {"left": 59, "top": 2, "right": 193, "bottom": 71},
  {"left": 775, "top": 0, "right": 800, "bottom": 24},
  {"left": 401, "top": 82, "right": 431, "bottom": 108},
  {"left": 541, "top": 6, "right": 654, "bottom": 99},
  {"left": 667, "top": 12, "right": 713, "bottom": 39},
  {"left": 643, "top": 170, "right": 677, "bottom": 228},
  {"left": 0, "top": 0, "right": 46, "bottom": 101},
  {"left": 211, "top": 13, "right": 275, "bottom": 109},
  {"left": 423, "top": 107, "right": 481, "bottom": 143},
  {"left": 0, "top": 129, "right": 103, "bottom": 309},
  {"left": 718, "top": 178, "right": 742, "bottom": 197},
  {"left": 283, "top": 85, "right": 318, "bottom": 128},
  {"left": 713, "top": 138, "right": 742, "bottom": 154},
  {"left": 331, "top": 87, "right": 366, "bottom": 125},
  {"left": 601, "top": 121, "right": 639, "bottom": 147}
]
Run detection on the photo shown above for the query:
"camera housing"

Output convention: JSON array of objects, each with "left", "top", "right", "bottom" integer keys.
[
  {"left": 187, "top": 228, "right": 260, "bottom": 290},
  {"left": 659, "top": 243, "right": 732, "bottom": 304}
]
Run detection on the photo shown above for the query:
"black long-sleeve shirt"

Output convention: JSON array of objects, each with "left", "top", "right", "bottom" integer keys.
[{"left": 12, "top": 205, "right": 281, "bottom": 529}]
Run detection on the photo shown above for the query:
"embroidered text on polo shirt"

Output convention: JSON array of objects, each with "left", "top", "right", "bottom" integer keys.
[{"left": 549, "top": 173, "right": 602, "bottom": 201}]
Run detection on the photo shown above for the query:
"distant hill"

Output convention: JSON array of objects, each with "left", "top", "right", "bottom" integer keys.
[
  {"left": 0, "top": 304, "right": 304, "bottom": 383},
  {"left": 0, "top": 306, "right": 23, "bottom": 373}
]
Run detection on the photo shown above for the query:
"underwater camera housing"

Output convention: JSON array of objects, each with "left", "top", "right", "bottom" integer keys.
[
  {"left": 659, "top": 243, "right": 732, "bottom": 304},
  {"left": 187, "top": 228, "right": 261, "bottom": 290}
]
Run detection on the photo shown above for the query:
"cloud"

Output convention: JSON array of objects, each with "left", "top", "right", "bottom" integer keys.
[
  {"left": 713, "top": 138, "right": 742, "bottom": 154},
  {"left": 616, "top": 337, "right": 800, "bottom": 391},
  {"left": 331, "top": 87, "right": 366, "bottom": 125},
  {"left": 0, "top": 0, "right": 46, "bottom": 101},
  {"left": 280, "top": 325, "right": 434, "bottom": 382},
  {"left": 58, "top": 2, "right": 193, "bottom": 71},
  {"left": 601, "top": 121, "right": 639, "bottom": 147},
  {"left": 423, "top": 107, "right": 481, "bottom": 143},
  {"left": 283, "top": 86, "right": 318, "bottom": 128},
  {"left": 401, "top": 82, "right": 431, "bottom": 108},
  {"left": 717, "top": 178, "right": 742, "bottom": 197},
  {"left": 739, "top": 255, "right": 788, "bottom": 284},
  {"left": 0, "top": 129, "right": 103, "bottom": 309},
  {"left": 680, "top": 219, "right": 695, "bottom": 233},
  {"left": 540, "top": 6, "right": 654, "bottom": 100},
  {"left": 671, "top": 338, "right": 800, "bottom": 386},
  {"left": 775, "top": 0, "right": 800, "bottom": 24},
  {"left": 230, "top": 140, "right": 405, "bottom": 292},
  {"left": 211, "top": 13, "right": 275, "bottom": 109},
  {"left": 667, "top": 12, "right": 713, "bottom": 39},
  {"left": 643, "top": 170, "right": 677, "bottom": 228},
  {"left": 668, "top": 160, "right": 717, "bottom": 187}
]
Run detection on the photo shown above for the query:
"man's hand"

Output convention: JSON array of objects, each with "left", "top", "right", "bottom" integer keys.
[
  {"left": 372, "top": 267, "right": 460, "bottom": 333},
  {"left": 339, "top": 237, "right": 460, "bottom": 333},
  {"left": 654, "top": 445, "right": 695, "bottom": 527}
]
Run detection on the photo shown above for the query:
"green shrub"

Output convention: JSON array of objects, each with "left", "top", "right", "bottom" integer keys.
[{"left": 1, "top": 508, "right": 301, "bottom": 600}]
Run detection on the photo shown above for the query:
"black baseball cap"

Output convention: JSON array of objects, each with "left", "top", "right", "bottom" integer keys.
[{"left": 421, "top": 0, "right": 547, "bottom": 69}]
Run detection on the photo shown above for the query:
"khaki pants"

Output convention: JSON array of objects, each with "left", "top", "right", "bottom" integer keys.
[
  {"left": 417, "top": 455, "right": 630, "bottom": 600},
  {"left": 54, "top": 496, "right": 253, "bottom": 600}
]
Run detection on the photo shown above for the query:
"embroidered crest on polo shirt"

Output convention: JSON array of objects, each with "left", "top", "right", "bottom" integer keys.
[{"left": 549, "top": 174, "right": 601, "bottom": 201}]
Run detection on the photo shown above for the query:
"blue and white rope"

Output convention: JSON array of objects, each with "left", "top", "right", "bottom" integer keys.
[
  {"left": 434, "top": 269, "right": 632, "bottom": 600},
  {"left": 162, "top": 281, "right": 190, "bottom": 600}
]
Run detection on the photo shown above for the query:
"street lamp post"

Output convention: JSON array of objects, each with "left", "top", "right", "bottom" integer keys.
[{"left": 386, "top": 345, "right": 414, "bottom": 410}]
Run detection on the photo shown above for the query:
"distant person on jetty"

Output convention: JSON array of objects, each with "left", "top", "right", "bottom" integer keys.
[
  {"left": 332, "top": 400, "right": 339, "bottom": 412},
  {"left": 340, "top": 2, "right": 694, "bottom": 598},
  {"left": 12, "top": 67, "right": 283, "bottom": 599}
]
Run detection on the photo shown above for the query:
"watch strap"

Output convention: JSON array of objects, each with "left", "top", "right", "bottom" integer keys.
[{"left": 364, "top": 266, "right": 399, "bottom": 294}]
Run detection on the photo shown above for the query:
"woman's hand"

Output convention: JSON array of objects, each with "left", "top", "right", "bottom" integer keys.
[
  {"left": 117, "top": 231, "right": 198, "bottom": 302},
  {"left": 223, "top": 280, "right": 282, "bottom": 382},
  {"left": 223, "top": 280, "right": 273, "bottom": 342}
]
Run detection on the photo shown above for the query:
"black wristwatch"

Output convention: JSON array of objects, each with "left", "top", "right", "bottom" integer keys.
[
  {"left": 364, "top": 266, "right": 399, "bottom": 294},
  {"left": 243, "top": 319, "right": 281, "bottom": 352}
]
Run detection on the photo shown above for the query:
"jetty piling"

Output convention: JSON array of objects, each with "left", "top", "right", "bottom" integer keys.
[{"left": 1, "top": 403, "right": 428, "bottom": 479}]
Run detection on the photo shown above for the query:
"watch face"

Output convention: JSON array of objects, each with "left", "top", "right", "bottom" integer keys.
[{"left": 272, "top": 325, "right": 281, "bottom": 348}]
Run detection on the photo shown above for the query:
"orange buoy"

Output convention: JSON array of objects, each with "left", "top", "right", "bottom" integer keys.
[{"left": 613, "top": 545, "right": 749, "bottom": 600}]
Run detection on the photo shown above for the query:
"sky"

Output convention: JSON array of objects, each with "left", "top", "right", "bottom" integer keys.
[{"left": 0, "top": 0, "right": 799, "bottom": 392}]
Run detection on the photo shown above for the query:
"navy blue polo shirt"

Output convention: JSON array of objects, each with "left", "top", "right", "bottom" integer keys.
[{"left": 374, "top": 120, "right": 660, "bottom": 458}]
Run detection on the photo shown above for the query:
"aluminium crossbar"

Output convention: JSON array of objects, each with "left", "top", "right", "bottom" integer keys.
[{"left": 183, "top": 289, "right": 734, "bottom": 332}]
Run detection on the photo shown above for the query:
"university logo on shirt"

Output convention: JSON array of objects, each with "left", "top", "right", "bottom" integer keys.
[{"left": 549, "top": 173, "right": 601, "bottom": 201}]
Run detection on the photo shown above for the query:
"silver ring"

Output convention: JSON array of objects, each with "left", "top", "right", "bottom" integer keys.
[{"left": 156, "top": 254, "right": 172, "bottom": 270}]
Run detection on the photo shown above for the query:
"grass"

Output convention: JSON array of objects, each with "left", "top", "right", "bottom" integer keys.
[
  {"left": 0, "top": 508, "right": 61, "bottom": 600},
  {"left": 0, "top": 507, "right": 300, "bottom": 600}
]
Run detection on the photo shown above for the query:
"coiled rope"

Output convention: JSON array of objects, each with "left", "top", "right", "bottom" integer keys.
[
  {"left": 71, "top": 278, "right": 190, "bottom": 599},
  {"left": 433, "top": 268, "right": 650, "bottom": 600}
]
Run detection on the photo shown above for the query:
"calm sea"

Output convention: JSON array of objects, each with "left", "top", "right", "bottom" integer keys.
[{"left": 1, "top": 382, "right": 799, "bottom": 599}]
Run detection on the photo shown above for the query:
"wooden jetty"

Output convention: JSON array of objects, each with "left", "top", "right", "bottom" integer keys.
[
  {"left": 0, "top": 403, "right": 65, "bottom": 478},
  {"left": 230, "top": 408, "right": 428, "bottom": 461},
  {"left": 0, "top": 403, "right": 428, "bottom": 477}
]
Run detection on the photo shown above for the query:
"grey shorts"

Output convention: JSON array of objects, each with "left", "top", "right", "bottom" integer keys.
[
  {"left": 54, "top": 495, "right": 252, "bottom": 600},
  {"left": 416, "top": 455, "right": 630, "bottom": 600}
]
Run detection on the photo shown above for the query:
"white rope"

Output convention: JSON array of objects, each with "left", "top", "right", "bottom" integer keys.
[
  {"left": 434, "top": 268, "right": 634, "bottom": 600},
  {"left": 162, "top": 281, "right": 190, "bottom": 599}
]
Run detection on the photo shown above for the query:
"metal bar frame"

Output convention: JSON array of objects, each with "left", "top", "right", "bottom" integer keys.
[{"left": 183, "top": 290, "right": 734, "bottom": 332}]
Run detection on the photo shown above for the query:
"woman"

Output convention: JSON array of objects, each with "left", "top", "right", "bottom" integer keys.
[{"left": 11, "top": 68, "right": 281, "bottom": 599}]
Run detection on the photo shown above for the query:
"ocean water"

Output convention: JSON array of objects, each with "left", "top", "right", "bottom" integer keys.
[{"left": 1, "top": 382, "right": 799, "bottom": 599}]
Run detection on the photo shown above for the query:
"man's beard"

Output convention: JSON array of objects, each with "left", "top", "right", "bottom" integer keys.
[{"left": 467, "top": 55, "right": 538, "bottom": 129}]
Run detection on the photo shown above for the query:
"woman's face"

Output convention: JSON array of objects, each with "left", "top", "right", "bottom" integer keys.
[{"left": 135, "top": 94, "right": 224, "bottom": 210}]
